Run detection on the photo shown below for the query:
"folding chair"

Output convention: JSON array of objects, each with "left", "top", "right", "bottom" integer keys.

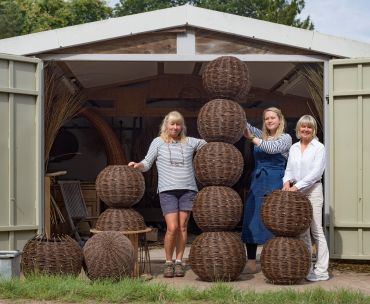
[{"left": 58, "top": 180, "right": 98, "bottom": 246}]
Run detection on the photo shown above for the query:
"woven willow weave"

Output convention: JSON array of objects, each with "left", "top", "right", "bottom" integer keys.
[
  {"left": 197, "top": 99, "right": 246, "bottom": 144},
  {"left": 189, "top": 232, "right": 246, "bottom": 282},
  {"left": 21, "top": 234, "right": 82, "bottom": 277},
  {"left": 83, "top": 231, "right": 134, "bottom": 281},
  {"left": 96, "top": 208, "right": 146, "bottom": 231},
  {"left": 96, "top": 165, "right": 145, "bottom": 208}
]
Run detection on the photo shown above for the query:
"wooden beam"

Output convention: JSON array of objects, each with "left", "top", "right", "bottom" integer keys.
[
  {"left": 56, "top": 62, "right": 85, "bottom": 89},
  {"left": 157, "top": 62, "right": 164, "bottom": 75},
  {"left": 192, "top": 62, "right": 203, "bottom": 76}
]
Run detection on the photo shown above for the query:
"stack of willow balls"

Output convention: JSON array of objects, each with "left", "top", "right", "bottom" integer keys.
[
  {"left": 260, "top": 190, "right": 313, "bottom": 284},
  {"left": 82, "top": 165, "right": 146, "bottom": 280},
  {"left": 189, "top": 56, "right": 250, "bottom": 282}
]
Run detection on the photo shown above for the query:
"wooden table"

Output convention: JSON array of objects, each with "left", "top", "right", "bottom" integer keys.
[{"left": 90, "top": 228, "right": 152, "bottom": 277}]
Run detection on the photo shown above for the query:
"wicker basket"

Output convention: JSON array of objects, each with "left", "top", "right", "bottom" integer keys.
[
  {"left": 83, "top": 231, "right": 134, "bottom": 281},
  {"left": 202, "top": 56, "right": 251, "bottom": 100},
  {"left": 96, "top": 165, "right": 145, "bottom": 208},
  {"left": 189, "top": 232, "right": 246, "bottom": 282},
  {"left": 193, "top": 186, "right": 242, "bottom": 231},
  {"left": 95, "top": 208, "right": 147, "bottom": 231},
  {"left": 261, "top": 190, "right": 312, "bottom": 237},
  {"left": 21, "top": 234, "right": 82, "bottom": 277},
  {"left": 194, "top": 142, "right": 243, "bottom": 187},
  {"left": 261, "top": 237, "right": 310, "bottom": 285},
  {"left": 197, "top": 99, "right": 246, "bottom": 144}
]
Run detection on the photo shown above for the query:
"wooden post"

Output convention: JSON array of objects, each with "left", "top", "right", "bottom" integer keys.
[{"left": 44, "top": 176, "right": 51, "bottom": 238}]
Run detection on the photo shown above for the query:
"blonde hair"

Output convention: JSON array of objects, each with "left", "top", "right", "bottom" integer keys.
[
  {"left": 261, "top": 107, "right": 286, "bottom": 140},
  {"left": 295, "top": 115, "right": 317, "bottom": 139},
  {"left": 159, "top": 111, "right": 187, "bottom": 143}
]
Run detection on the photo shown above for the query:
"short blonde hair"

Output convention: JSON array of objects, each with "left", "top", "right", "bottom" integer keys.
[
  {"left": 262, "top": 107, "right": 286, "bottom": 140},
  {"left": 159, "top": 111, "right": 187, "bottom": 143},
  {"left": 295, "top": 115, "right": 317, "bottom": 139}
]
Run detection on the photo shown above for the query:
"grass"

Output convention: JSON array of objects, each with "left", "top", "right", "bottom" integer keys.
[{"left": 0, "top": 275, "right": 369, "bottom": 304}]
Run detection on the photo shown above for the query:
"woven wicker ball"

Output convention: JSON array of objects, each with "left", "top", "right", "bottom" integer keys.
[
  {"left": 262, "top": 190, "right": 313, "bottom": 237},
  {"left": 193, "top": 186, "right": 242, "bottom": 231},
  {"left": 202, "top": 56, "right": 251, "bottom": 100},
  {"left": 197, "top": 99, "right": 246, "bottom": 144},
  {"left": 189, "top": 232, "right": 246, "bottom": 282},
  {"left": 261, "top": 237, "right": 311, "bottom": 285},
  {"left": 95, "top": 208, "right": 147, "bottom": 231},
  {"left": 194, "top": 142, "right": 243, "bottom": 187},
  {"left": 83, "top": 231, "right": 134, "bottom": 281},
  {"left": 21, "top": 234, "right": 82, "bottom": 277},
  {"left": 96, "top": 165, "right": 145, "bottom": 208}
]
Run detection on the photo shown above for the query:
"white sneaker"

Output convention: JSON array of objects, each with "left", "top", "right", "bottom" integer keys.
[{"left": 306, "top": 272, "right": 329, "bottom": 282}]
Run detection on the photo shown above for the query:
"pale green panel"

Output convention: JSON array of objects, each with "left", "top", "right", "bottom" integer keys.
[
  {"left": 13, "top": 61, "right": 37, "bottom": 91},
  {"left": 0, "top": 232, "right": 10, "bottom": 250},
  {"left": 333, "top": 64, "right": 358, "bottom": 92},
  {"left": 0, "top": 60, "right": 9, "bottom": 88},
  {"left": 0, "top": 93, "right": 10, "bottom": 226},
  {"left": 364, "top": 230, "right": 370, "bottom": 255},
  {"left": 14, "top": 94, "right": 37, "bottom": 226},
  {"left": 363, "top": 96, "right": 370, "bottom": 222},
  {"left": 363, "top": 64, "right": 370, "bottom": 90},
  {"left": 333, "top": 97, "right": 358, "bottom": 222},
  {"left": 334, "top": 229, "right": 358, "bottom": 256},
  {"left": 14, "top": 231, "right": 37, "bottom": 251}
]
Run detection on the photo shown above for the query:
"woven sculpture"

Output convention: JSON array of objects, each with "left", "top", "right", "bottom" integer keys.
[
  {"left": 189, "top": 232, "right": 246, "bottom": 282},
  {"left": 21, "top": 234, "right": 82, "bottom": 277},
  {"left": 202, "top": 56, "right": 251, "bottom": 100},
  {"left": 193, "top": 186, "right": 242, "bottom": 231},
  {"left": 83, "top": 231, "right": 134, "bottom": 281},
  {"left": 261, "top": 237, "right": 310, "bottom": 284},
  {"left": 261, "top": 190, "right": 313, "bottom": 237},
  {"left": 96, "top": 165, "right": 145, "bottom": 208},
  {"left": 96, "top": 208, "right": 146, "bottom": 231},
  {"left": 197, "top": 99, "right": 246, "bottom": 144},
  {"left": 193, "top": 142, "right": 243, "bottom": 187}
]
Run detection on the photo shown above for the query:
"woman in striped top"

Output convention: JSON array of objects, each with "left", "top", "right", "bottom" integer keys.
[
  {"left": 129, "top": 111, "right": 206, "bottom": 278},
  {"left": 241, "top": 107, "right": 292, "bottom": 273}
]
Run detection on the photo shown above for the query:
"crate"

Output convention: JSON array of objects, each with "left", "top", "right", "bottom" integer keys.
[{"left": 0, "top": 251, "right": 21, "bottom": 279}]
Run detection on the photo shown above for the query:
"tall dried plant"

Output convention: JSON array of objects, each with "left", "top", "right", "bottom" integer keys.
[
  {"left": 44, "top": 62, "right": 85, "bottom": 169},
  {"left": 299, "top": 64, "right": 324, "bottom": 132}
]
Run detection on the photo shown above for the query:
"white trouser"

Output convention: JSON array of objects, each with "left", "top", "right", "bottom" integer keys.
[{"left": 301, "top": 183, "right": 329, "bottom": 276}]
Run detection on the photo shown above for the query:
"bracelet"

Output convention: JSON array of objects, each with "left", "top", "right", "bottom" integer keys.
[{"left": 249, "top": 135, "right": 256, "bottom": 141}]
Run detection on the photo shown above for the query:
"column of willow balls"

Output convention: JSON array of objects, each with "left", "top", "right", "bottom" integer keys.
[
  {"left": 260, "top": 190, "right": 313, "bottom": 284},
  {"left": 189, "top": 56, "right": 251, "bottom": 282}
]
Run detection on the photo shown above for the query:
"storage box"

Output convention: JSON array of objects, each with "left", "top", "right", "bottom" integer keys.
[
  {"left": 146, "top": 227, "right": 158, "bottom": 242},
  {"left": 0, "top": 251, "right": 22, "bottom": 280}
]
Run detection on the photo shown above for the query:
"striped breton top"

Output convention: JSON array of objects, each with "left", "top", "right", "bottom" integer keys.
[
  {"left": 140, "top": 136, "right": 207, "bottom": 193},
  {"left": 247, "top": 122, "right": 292, "bottom": 159}
]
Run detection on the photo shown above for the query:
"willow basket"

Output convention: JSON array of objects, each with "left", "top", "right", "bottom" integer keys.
[
  {"left": 95, "top": 208, "right": 147, "bottom": 231},
  {"left": 261, "top": 237, "right": 310, "bottom": 285},
  {"left": 194, "top": 142, "right": 243, "bottom": 187},
  {"left": 202, "top": 56, "right": 251, "bottom": 100},
  {"left": 197, "top": 99, "right": 246, "bottom": 144},
  {"left": 83, "top": 231, "right": 134, "bottom": 281},
  {"left": 262, "top": 190, "right": 313, "bottom": 237},
  {"left": 21, "top": 234, "right": 82, "bottom": 277},
  {"left": 96, "top": 165, "right": 145, "bottom": 208},
  {"left": 193, "top": 186, "right": 242, "bottom": 231},
  {"left": 189, "top": 232, "right": 246, "bottom": 282}
]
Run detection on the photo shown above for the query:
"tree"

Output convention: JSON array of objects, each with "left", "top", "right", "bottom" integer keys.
[{"left": 113, "top": 0, "right": 313, "bottom": 29}]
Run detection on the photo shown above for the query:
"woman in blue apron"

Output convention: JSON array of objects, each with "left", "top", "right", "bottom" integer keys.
[{"left": 241, "top": 107, "right": 292, "bottom": 273}]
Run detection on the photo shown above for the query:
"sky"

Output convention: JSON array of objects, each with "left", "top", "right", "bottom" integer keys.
[{"left": 108, "top": 0, "right": 370, "bottom": 44}]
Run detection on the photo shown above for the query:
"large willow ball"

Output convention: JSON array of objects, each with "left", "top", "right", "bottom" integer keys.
[
  {"left": 202, "top": 56, "right": 251, "bottom": 100},
  {"left": 194, "top": 142, "right": 243, "bottom": 187},
  {"left": 261, "top": 237, "right": 310, "bottom": 285},
  {"left": 95, "top": 208, "right": 146, "bottom": 231},
  {"left": 262, "top": 190, "right": 313, "bottom": 237},
  {"left": 96, "top": 165, "right": 145, "bottom": 208},
  {"left": 193, "top": 186, "right": 242, "bottom": 231},
  {"left": 189, "top": 232, "right": 246, "bottom": 282},
  {"left": 83, "top": 231, "right": 134, "bottom": 281},
  {"left": 197, "top": 99, "right": 246, "bottom": 144},
  {"left": 21, "top": 234, "right": 82, "bottom": 277}
]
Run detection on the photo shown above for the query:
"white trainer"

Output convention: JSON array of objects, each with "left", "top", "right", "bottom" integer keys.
[{"left": 306, "top": 272, "right": 329, "bottom": 282}]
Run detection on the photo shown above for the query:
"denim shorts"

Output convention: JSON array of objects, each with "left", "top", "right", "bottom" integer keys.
[{"left": 159, "top": 190, "right": 197, "bottom": 215}]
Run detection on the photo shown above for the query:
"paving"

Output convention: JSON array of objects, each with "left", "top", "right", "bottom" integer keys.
[{"left": 145, "top": 245, "right": 370, "bottom": 295}]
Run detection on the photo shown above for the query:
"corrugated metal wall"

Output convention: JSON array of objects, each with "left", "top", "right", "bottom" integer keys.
[
  {"left": 0, "top": 54, "right": 43, "bottom": 250},
  {"left": 329, "top": 58, "right": 370, "bottom": 259}
]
